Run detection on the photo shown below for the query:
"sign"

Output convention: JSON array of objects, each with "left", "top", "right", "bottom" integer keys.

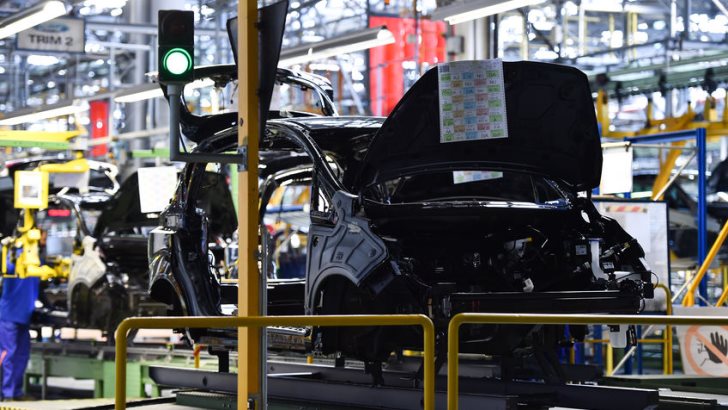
[
  {"left": 595, "top": 200, "right": 669, "bottom": 311},
  {"left": 674, "top": 306, "right": 728, "bottom": 376},
  {"left": 137, "top": 167, "right": 178, "bottom": 214},
  {"left": 14, "top": 171, "right": 49, "bottom": 209},
  {"left": 17, "top": 18, "right": 85, "bottom": 53},
  {"left": 438, "top": 60, "right": 508, "bottom": 143}
]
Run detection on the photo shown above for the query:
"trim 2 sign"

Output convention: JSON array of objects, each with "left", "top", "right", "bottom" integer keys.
[{"left": 17, "top": 18, "right": 85, "bottom": 53}]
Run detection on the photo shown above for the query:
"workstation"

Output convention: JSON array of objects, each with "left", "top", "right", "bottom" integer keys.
[{"left": 1, "top": 0, "right": 728, "bottom": 409}]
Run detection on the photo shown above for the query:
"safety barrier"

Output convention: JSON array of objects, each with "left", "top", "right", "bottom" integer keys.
[
  {"left": 114, "top": 314, "right": 435, "bottom": 410},
  {"left": 447, "top": 313, "right": 728, "bottom": 410}
]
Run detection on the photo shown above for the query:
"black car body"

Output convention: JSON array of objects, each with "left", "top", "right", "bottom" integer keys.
[{"left": 149, "top": 61, "right": 654, "bottom": 370}]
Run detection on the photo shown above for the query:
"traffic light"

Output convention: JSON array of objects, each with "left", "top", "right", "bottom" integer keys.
[{"left": 158, "top": 10, "right": 194, "bottom": 83}]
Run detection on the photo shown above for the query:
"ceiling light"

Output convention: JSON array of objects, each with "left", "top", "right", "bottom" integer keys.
[
  {"left": 609, "top": 71, "right": 654, "bottom": 81},
  {"left": 278, "top": 26, "right": 394, "bottom": 67},
  {"left": 0, "top": 1, "right": 68, "bottom": 40},
  {"left": 431, "top": 0, "right": 545, "bottom": 25},
  {"left": 0, "top": 99, "right": 88, "bottom": 126},
  {"left": 27, "top": 55, "right": 60, "bottom": 66}
]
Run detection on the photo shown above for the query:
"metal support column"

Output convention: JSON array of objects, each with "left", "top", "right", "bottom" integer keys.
[
  {"left": 593, "top": 325, "right": 603, "bottom": 366},
  {"left": 697, "top": 127, "right": 708, "bottom": 304},
  {"left": 636, "top": 325, "right": 643, "bottom": 375},
  {"left": 237, "top": 1, "right": 261, "bottom": 409}
]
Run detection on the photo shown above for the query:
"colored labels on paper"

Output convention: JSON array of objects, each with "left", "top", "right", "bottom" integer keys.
[{"left": 438, "top": 60, "right": 508, "bottom": 144}]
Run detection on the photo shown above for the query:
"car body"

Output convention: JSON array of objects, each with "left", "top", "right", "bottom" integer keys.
[{"left": 148, "top": 61, "right": 654, "bottom": 375}]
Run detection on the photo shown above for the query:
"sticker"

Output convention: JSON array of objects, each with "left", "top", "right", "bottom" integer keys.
[
  {"left": 605, "top": 205, "right": 647, "bottom": 213},
  {"left": 452, "top": 171, "right": 503, "bottom": 185},
  {"left": 682, "top": 325, "right": 728, "bottom": 377},
  {"left": 438, "top": 60, "right": 508, "bottom": 144}
]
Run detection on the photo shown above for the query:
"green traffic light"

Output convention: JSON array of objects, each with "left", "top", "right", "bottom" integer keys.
[{"left": 163, "top": 48, "right": 192, "bottom": 76}]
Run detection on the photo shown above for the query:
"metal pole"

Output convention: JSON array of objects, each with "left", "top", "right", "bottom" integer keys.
[
  {"left": 237, "top": 0, "right": 261, "bottom": 409},
  {"left": 651, "top": 150, "right": 697, "bottom": 200},
  {"left": 697, "top": 127, "right": 708, "bottom": 305}
]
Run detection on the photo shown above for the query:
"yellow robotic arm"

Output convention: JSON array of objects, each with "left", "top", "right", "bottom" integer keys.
[{"left": 2, "top": 155, "right": 89, "bottom": 280}]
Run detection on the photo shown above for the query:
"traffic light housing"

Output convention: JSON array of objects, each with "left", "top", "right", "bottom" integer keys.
[{"left": 158, "top": 10, "right": 194, "bottom": 83}]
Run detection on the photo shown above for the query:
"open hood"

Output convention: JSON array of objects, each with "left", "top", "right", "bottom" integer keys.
[{"left": 355, "top": 61, "right": 602, "bottom": 191}]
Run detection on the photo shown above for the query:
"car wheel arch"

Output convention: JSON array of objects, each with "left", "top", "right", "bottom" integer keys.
[{"left": 150, "top": 276, "right": 188, "bottom": 316}]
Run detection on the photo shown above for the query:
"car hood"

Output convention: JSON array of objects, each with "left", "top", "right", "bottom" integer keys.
[{"left": 354, "top": 61, "right": 602, "bottom": 192}]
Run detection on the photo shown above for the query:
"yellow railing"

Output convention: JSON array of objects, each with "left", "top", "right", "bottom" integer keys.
[
  {"left": 447, "top": 313, "right": 728, "bottom": 410},
  {"left": 114, "top": 315, "right": 435, "bottom": 410},
  {"left": 715, "top": 264, "right": 728, "bottom": 306},
  {"left": 683, "top": 218, "right": 728, "bottom": 306}
]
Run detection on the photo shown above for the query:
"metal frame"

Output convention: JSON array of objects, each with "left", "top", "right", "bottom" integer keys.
[
  {"left": 623, "top": 129, "right": 709, "bottom": 304},
  {"left": 447, "top": 312, "right": 728, "bottom": 410},
  {"left": 166, "top": 84, "right": 245, "bottom": 164},
  {"left": 114, "top": 314, "right": 435, "bottom": 410}
]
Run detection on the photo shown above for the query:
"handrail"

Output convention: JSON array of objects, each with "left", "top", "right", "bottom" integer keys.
[
  {"left": 115, "top": 315, "right": 435, "bottom": 410},
  {"left": 683, "top": 218, "right": 728, "bottom": 306},
  {"left": 716, "top": 285, "right": 728, "bottom": 307},
  {"left": 447, "top": 313, "right": 728, "bottom": 410}
]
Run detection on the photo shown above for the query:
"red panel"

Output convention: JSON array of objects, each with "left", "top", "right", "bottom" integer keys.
[
  {"left": 47, "top": 209, "right": 71, "bottom": 217},
  {"left": 89, "top": 100, "right": 109, "bottom": 157},
  {"left": 369, "top": 16, "right": 446, "bottom": 116}
]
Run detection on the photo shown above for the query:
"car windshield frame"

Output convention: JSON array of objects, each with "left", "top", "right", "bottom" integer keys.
[{"left": 364, "top": 166, "right": 571, "bottom": 207}]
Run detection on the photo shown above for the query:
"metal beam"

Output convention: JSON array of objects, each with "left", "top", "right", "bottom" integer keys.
[
  {"left": 237, "top": 1, "right": 261, "bottom": 409},
  {"left": 86, "top": 21, "right": 219, "bottom": 37}
]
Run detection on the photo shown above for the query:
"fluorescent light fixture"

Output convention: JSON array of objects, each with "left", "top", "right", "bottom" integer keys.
[
  {"left": 0, "top": 99, "right": 88, "bottom": 126},
  {"left": 668, "top": 61, "right": 724, "bottom": 73},
  {"left": 278, "top": 26, "right": 394, "bottom": 67},
  {"left": 113, "top": 79, "right": 216, "bottom": 103},
  {"left": 0, "top": 1, "right": 68, "bottom": 40},
  {"left": 431, "top": 0, "right": 545, "bottom": 25},
  {"left": 609, "top": 71, "right": 655, "bottom": 82}
]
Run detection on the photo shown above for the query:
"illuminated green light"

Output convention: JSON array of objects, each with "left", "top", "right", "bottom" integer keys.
[{"left": 163, "top": 48, "right": 192, "bottom": 76}]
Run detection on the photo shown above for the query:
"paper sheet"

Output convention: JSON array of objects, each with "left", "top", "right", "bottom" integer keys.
[
  {"left": 600, "top": 146, "right": 634, "bottom": 194},
  {"left": 453, "top": 171, "right": 503, "bottom": 184},
  {"left": 137, "top": 166, "right": 178, "bottom": 214},
  {"left": 438, "top": 60, "right": 508, "bottom": 143}
]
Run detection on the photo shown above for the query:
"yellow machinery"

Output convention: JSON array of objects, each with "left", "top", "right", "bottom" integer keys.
[
  {"left": 596, "top": 89, "right": 728, "bottom": 199},
  {"left": 1, "top": 153, "right": 90, "bottom": 280}
]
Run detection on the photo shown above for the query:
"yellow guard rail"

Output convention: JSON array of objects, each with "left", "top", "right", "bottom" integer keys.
[
  {"left": 447, "top": 313, "right": 728, "bottom": 410},
  {"left": 683, "top": 218, "right": 728, "bottom": 306},
  {"left": 114, "top": 314, "right": 435, "bottom": 410}
]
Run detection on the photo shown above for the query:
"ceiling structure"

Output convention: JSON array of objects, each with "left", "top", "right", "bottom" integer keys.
[{"left": 0, "top": 0, "right": 725, "bottom": 132}]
